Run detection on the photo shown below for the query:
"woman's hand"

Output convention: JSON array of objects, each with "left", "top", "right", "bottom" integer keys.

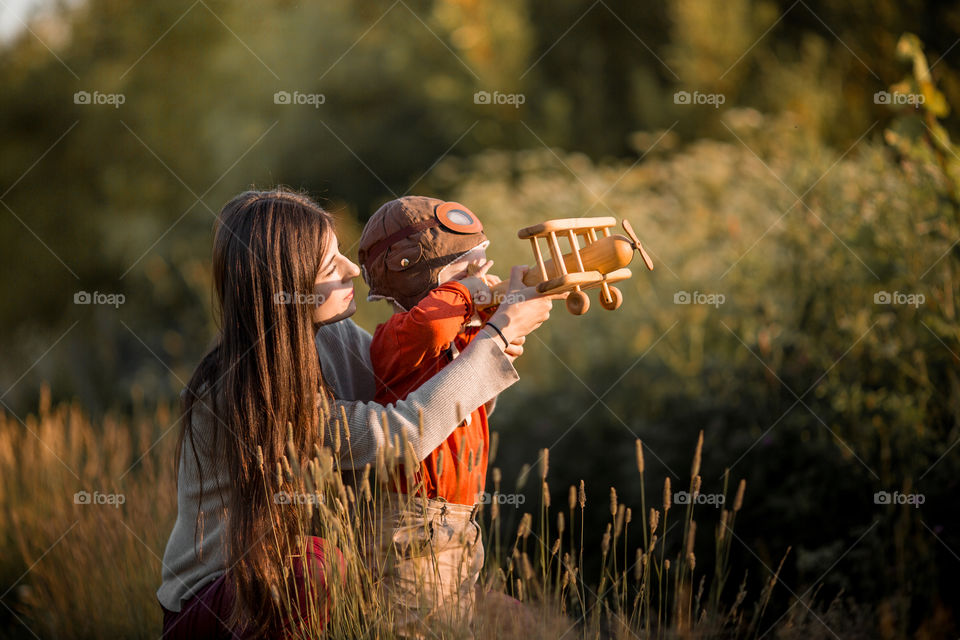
[
  {"left": 503, "top": 335, "right": 525, "bottom": 363},
  {"left": 484, "top": 265, "right": 566, "bottom": 358}
]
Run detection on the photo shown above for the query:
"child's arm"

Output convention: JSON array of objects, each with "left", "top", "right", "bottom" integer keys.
[{"left": 389, "top": 281, "right": 477, "bottom": 358}]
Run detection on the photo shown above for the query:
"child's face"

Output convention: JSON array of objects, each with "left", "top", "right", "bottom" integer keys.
[{"left": 437, "top": 247, "right": 488, "bottom": 285}]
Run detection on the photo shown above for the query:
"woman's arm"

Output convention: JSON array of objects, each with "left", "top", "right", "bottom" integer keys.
[{"left": 315, "top": 318, "right": 517, "bottom": 470}]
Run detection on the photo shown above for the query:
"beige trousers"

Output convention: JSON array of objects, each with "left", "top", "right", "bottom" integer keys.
[{"left": 369, "top": 495, "right": 484, "bottom": 638}]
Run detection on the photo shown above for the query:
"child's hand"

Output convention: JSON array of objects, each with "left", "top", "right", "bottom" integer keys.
[
  {"left": 483, "top": 272, "right": 503, "bottom": 287},
  {"left": 457, "top": 260, "right": 495, "bottom": 305},
  {"left": 478, "top": 271, "right": 502, "bottom": 311},
  {"left": 464, "top": 260, "right": 493, "bottom": 280}
]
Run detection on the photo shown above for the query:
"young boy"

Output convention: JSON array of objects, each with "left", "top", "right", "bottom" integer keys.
[{"left": 357, "top": 195, "right": 506, "bottom": 634}]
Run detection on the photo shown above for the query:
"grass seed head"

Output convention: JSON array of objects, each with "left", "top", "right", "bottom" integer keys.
[
  {"left": 734, "top": 479, "right": 746, "bottom": 511},
  {"left": 692, "top": 430, "right": 703, "bottom": 478}
]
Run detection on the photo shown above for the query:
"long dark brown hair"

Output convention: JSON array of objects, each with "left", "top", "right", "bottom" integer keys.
[{"left": 176, "top": 188, "right": 334, "bottom": 638}]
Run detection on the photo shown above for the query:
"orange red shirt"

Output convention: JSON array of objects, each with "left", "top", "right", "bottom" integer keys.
[{"left": 370, "top": 281, "right": 495, "bottom": 505}]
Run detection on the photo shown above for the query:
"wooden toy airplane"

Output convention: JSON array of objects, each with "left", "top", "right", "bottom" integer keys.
[{"left": 479, "top": 217, "right": 654, "bottom": 315}]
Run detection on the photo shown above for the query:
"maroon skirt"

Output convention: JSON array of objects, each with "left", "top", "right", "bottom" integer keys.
[{"left": 160, "top": 536, "right": 339, "bottom": 639}]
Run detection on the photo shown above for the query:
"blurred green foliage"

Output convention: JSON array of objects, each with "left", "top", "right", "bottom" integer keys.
[
  {"left": 2, "top": 0, "right": 960, "bottom": 413},
  {"left": 423, "top": 40, "right": 960, "bottom": 630},
  {"left": 2, "top": 0, "right": 959, "bottom": 635}
]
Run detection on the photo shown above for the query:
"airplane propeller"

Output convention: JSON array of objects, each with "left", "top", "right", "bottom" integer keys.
[{"left": 623, "top": 219, "right": 654, "bottom": 271}]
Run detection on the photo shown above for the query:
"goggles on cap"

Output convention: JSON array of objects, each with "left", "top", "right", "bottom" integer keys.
[{"left": 434, "top": 201, "right": 483, "bottom": 234}]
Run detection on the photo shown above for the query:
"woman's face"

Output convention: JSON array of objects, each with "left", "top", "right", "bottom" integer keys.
[{"left": 312, "top": 233, "right": 361, "bottom": 326}]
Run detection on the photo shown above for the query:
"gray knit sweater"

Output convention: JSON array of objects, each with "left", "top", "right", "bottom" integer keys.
[{"left": 156, "top": 318, "right": 518, "bottom": 612}]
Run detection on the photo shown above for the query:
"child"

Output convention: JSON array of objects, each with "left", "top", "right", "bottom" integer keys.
[{"left": 357, "top": 195, "right": 506, "bottom": 635}]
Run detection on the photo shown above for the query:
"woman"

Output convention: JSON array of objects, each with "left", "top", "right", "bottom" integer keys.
[{"left": 157, "top": 188, "right": 559, "bottom": 638}]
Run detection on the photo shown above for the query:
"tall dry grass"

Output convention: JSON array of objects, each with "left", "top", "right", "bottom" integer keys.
[
  {"left": 0, "top": 390, "right": 860, "bottom": 639},
  {"left": 0, "top": 386, "right": 176, "bottom": 639},
  {"left": 217, "top": 405, "right": 800, "bottom": 639}
]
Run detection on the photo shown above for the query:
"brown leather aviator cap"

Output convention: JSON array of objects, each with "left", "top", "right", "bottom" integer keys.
[{"left": 358, "top": 196, "right": 488, "bottom": 311}]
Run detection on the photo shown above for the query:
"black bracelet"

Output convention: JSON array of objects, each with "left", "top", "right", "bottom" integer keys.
[{"left": 483, "top": 321, "right": 510, "bottom": 349}]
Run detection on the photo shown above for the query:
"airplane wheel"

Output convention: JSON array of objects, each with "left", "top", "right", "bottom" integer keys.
[
  {"left": 566, "top": 290, "right": 590, "bottom": 315},
  {"left": 599, "top": 286, "right": 623, "bottom": 311}
]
